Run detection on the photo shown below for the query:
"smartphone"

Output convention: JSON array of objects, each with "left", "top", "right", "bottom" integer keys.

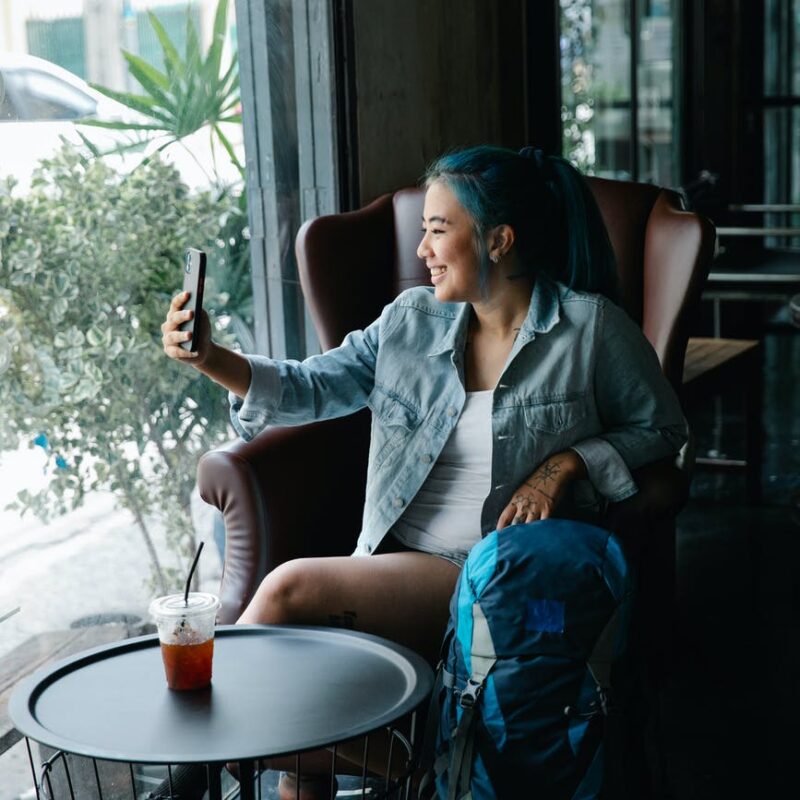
[{"left": 179, "top": 248, "right": 206, "bottom": 352}]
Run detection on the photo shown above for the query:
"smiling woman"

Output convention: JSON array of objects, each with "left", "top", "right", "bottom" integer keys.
[{"left": 156, "top": 144, "right": 687, "bottom": 799}]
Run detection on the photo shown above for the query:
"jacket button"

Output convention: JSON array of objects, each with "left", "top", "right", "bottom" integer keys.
[
  {"left": 446, "top": 406, "right": 457, "bottom": 417},
  {"left": 393, "top": 497, "right": 405, "bottom": 508},
  {"left": 365, "top": 542, "right": 373, "bottom": 553},
  {"left": 420, "top": 453, "right": 433, "bottom": 464}
]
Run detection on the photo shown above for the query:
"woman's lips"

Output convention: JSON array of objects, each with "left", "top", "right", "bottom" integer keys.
[{"left": 430, "top": 266, "right": 447, "bottom": 285}]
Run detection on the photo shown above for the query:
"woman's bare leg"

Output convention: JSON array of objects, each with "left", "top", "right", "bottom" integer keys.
[
  {"left": 236, "top": 551, "right": 461, "bottom": 782},
  {"left": 237, "top": 551, "right": 460, "bottom": 663}
]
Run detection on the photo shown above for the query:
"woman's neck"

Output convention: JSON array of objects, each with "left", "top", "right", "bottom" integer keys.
[{"left": 469, "top": 278, "right": 534, "bottom": 341}]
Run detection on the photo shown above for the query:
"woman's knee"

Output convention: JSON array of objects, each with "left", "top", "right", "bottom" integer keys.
[{"left": 239, "top": 559, "right": 317, "bottom": 625}]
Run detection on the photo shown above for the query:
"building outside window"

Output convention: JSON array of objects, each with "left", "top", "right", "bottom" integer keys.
[{"left": 560, "top": 0, "right": 680, "bottom": 187}]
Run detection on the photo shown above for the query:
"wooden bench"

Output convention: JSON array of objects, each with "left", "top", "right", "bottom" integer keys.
[{"left": 682, "top": 337, "right": 763, "bottom": 502}]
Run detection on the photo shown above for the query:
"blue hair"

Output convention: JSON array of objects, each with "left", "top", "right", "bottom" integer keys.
[{"left": 422, "top": 145, "right": 619, "bottom": 302}]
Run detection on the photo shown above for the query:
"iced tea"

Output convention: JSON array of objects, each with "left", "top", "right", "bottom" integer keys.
[
  {"left": 149, "top": 592, "right": 220, "bottom": 691},
  {"left": 160, "top": 637, "right": 215, "bottom": 690}
]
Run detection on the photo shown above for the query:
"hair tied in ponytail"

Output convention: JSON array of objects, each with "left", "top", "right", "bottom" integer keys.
[{"left": 519, "top": 146, "right": 555, "bottom": 181}]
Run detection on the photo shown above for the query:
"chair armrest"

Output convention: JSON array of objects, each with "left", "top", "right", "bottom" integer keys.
[
  {"left": 603, "top": 456, "right": 689, "bottom": 559},
  {"left": 197, "top": 411, "right": 370, "bottom": 623},
  {"left": 603, "top": 457, "right": 688, "bottom": 673}
]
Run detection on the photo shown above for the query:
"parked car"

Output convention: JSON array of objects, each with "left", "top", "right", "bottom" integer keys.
[{"left": 0, "top": 52, "right": 242, "bottom": 192}]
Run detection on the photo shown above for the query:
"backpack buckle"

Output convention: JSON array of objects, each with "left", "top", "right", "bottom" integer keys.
[{"left": 459, "top": 678, "right": 483, "bottom": 708}]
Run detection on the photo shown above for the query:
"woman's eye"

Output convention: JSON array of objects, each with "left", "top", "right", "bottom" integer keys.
[{"left": 432, "top": 229, "right": 444, "bottom": 235}]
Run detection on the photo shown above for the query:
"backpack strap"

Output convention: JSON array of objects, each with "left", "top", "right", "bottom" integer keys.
[
  {"left": 447, "top": 601, "right": 497, "bottom": 800},
  {"left": 586, "top": 606, "right": 623, "bottom": 695},
  {"left": 417, "top": 629, "right": 456, "bottom": 800},
  {"left": 565, "top": 606, "right": 622, "bottom": 793},
  {"left": 585, "top": 604, "right": 628, "bottom": 796}
]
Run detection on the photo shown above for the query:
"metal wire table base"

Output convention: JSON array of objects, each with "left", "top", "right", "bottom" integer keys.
[{"left": 22, "top": 720, "right": 420, "bottom": 800}]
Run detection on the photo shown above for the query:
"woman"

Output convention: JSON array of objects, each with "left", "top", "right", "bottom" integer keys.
[{"left": 156, "top": 146, "right": 686, "bottom": 799}]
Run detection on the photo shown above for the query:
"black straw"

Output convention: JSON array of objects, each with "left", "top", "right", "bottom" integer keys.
[{"left": 184, "top": 541, "right": 204, "bottom": 605}]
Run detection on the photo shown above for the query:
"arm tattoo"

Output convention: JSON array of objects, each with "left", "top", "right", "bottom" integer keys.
[{"left": 523, "top": 459, "right": 563, "bottom": 500}]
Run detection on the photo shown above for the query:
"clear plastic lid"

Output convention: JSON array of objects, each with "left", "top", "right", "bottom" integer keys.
[{"left": 149, "top": 592, "right": 220, "bottom": 619}]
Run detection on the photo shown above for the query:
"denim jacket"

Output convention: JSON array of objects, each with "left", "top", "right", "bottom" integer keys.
[{"left": 230, "top": 279, "right": 687, "bottom": 557}]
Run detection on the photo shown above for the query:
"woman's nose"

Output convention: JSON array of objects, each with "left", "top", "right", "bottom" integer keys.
[{"left": 417, "top": 233, "right": 431, "bottom": 261}]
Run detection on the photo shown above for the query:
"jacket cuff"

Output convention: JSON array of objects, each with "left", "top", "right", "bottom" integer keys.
[
  {"left": 228, "top": 354, "right": 281, "bottom": 441},
  {"left": 569, "top": 438, "right": 638, "bottom": 503}
]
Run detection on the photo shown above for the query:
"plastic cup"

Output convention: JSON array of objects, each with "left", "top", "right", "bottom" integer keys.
[{"left": 149, "top": 592, "right": 221, "bottom": 690}]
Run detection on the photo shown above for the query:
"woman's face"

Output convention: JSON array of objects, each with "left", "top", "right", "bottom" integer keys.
[{"left": 417, "top": 181, "right": 483, "bottom": 304}]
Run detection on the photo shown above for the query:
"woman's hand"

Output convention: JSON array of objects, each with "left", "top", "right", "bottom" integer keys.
[
  {"left": 161, "top": 291, "right": 212, "bottom": 365},
  {"left": 496, "top": 450, "right": 587, "bottom": 530}
]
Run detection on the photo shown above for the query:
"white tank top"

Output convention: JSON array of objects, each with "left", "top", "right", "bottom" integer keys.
[{"left": 390, "top": 390, "right": 493, "bottom": 557}]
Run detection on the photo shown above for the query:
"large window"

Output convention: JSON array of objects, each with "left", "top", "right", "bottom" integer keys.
[
  {"left": 560, "top": 0, "right": 680, "bottom": 186},
  {"left": 0, "top": 1, "right": 246, "bottom": 794}
]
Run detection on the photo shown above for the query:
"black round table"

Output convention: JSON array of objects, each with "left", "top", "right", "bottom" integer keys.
[{"left": 10, "top": 624, "right": 435, "bottom": 799}]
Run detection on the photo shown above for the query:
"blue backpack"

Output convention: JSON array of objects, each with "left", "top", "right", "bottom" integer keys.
[{"left": 420, "top": 519, "right": 634, "bottom": 800}]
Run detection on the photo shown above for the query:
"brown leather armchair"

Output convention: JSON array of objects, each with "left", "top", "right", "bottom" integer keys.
[{"left": 198, "top": 179, "right": 715, "bottom": 673}]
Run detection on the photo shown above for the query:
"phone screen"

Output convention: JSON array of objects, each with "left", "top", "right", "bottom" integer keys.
[{"left": 179, "top": 248, "right": 206, "bottom": 352}]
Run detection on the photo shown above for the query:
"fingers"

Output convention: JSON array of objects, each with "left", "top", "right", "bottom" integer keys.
[
  {"left": 160, "top": 307, "right": 194, "bottom": 334},
  {"left": 496, "top": 508, "right": 512, "bottom": 531},
  {"left": 497, "top": 494, "right": 553, "bottom": 530},
  {"left": 164, "top": 343, "right": 199, "bottom": 359},
  {"left": 170, "top": 291, "right": 190, "bottom": 312},
  {"left": 164, "top": 329, "right": 195, "bottom": 347},
  {"left": 162, "top": 293, "right": 198, "bottom": 360}
]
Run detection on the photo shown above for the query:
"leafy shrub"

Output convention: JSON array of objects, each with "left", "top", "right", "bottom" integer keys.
[{"left": 0, "top": 147, "right": 242, "bottom": 591}]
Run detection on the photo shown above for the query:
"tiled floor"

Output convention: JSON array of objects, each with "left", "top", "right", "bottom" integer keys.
[{"left": 664, "top": 326, "right": 799, "bottom": 798}]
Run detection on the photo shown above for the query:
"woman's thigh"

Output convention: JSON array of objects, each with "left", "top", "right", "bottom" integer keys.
[{"left": 237, "top": 551, "right": 461, "bottom": 664}]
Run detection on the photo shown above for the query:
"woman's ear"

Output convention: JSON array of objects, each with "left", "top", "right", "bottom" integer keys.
[{"left": 488, "top": 224, "right": 516, "bottom": 261}]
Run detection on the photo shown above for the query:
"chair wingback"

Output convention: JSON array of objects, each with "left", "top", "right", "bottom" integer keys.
[
  {"left": 587, "top": 176, "right": 715, "bottom": 390},
  {"left": 296, "top": 178, "right": 715, "bottom": 394},
  {"left": 295, "top": 193, "right": 396, "bottom": 351}
]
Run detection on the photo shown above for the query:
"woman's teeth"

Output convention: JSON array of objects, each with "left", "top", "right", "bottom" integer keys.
[{"left": 431, "top": 267, "right": 447, "bottom": 276}]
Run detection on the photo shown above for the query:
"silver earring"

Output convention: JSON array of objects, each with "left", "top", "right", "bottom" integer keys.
[{"left": 490, "top": 253, "right": 499, "bottom": 264}]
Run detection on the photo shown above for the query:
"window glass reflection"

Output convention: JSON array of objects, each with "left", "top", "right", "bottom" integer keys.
[
  {"left": 561, "top": 0, "right": 632, "bottom": 177},
  {"left": 637, "top": 1, "right": 674, "bottom": 186},
  {"left": 560, "top": 0, "right": 677, "bottom": 185}
]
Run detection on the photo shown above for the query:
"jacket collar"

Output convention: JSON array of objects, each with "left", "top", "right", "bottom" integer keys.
[{"left": 427, "top": 277, "right": 562, "bottom": 357}]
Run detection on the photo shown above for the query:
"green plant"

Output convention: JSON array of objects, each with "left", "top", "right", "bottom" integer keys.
[
  {"left": 77, "top": 0, "right": 254, "bottom": 345},
  {"left": 0, "top": 148, "right": 241, "bottom": 592},
  {"left": 80, "top": 0, "right": 243, "bottom": 187}
]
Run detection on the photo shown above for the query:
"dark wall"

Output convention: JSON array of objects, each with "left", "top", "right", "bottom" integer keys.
[{"left": 350, "top": 0, "right": 529, "bottom": 204}]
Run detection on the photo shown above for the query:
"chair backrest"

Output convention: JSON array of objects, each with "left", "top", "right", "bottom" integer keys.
[{"left": 296, "top": 178, "right": 715, "bottom": 393}]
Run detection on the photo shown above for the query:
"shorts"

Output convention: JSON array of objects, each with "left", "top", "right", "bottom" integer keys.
[{"left": 374, "top": 532, "right": 469, "bottom": 569}]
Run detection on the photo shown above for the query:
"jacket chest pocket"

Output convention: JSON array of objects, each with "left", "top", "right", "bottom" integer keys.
[
  {"left": 367, "top": 389, "right": 421, "bottom": 468},
  {"left": 522, "top": 396, "right": 587, "bottom": 436}
]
